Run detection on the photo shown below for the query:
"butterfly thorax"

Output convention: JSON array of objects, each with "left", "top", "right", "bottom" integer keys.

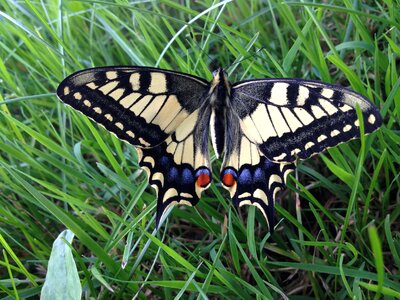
[{"left": 209, "top": 68, "right": 231, "bottom": 158}]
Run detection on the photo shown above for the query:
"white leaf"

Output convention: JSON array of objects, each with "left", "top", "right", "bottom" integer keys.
[{"left": 41, "top": 230, "right": 81, "bottom": 300}]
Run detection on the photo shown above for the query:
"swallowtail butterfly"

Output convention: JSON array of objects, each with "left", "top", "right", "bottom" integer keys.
[{"left": 57, "top": 66, "right": 382, "bottom": 231}]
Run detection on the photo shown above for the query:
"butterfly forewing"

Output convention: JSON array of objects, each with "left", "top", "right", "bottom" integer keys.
[
  {"left": 57, "top": 67, "right": 209, "bottom": 148},
  {"left": 231, "top": 79, "right": 382, "bottom": 163}
]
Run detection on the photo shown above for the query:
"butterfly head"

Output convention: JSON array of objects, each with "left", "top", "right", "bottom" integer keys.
[
  {"left": 210, "top": 68, "right": 231, "bottom": 101},
  {"left": 212, "top": 67, "right": 228, "bottom": 82}
]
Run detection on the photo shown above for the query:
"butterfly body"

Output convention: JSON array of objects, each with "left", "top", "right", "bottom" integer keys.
[{"left": 57, "top": 66, "right": 381, "bottom": 230}]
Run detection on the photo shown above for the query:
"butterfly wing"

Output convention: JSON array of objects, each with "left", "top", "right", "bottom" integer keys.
[
  {"left": 57, "top": 66, "right": 209, "bottom": 148},
  {"left": 220, "top": 109, "right": 294, "bottom": 231},
  {"left": 139, "top": 105, "right": 212, "bottom": 226},
  {"left": 57, "top": 67, "right": 212, "bottom": 226},
  {"left": 231, "top": 79, "right": 382, "bottom": 163}
]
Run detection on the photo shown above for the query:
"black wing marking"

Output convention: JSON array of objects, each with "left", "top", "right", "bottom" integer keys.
[
  {"left": 231, "top": 79, "right": 382, "bottom": 162},
  {"left": 138, "top": 105, "right": 213, "bottom": 226},
  {"left": 220, "top": 110, "right": 294, "bottom": 231},
  {"left": 57, "top": 66, "right": 209, "bottom": 148}
]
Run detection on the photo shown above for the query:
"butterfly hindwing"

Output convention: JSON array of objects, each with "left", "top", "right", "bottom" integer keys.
[
  {"left": 57, "top": 67, "right": 209, "bottom": 148},
  {"left": 138, "top": 105, "right": 213, "bottom": 226},
  {"left": 231, "top": 79, "right": 382, "bottom": 163},
  {"left": 220, "top": 110, "right": 294, "bottom": 230}
]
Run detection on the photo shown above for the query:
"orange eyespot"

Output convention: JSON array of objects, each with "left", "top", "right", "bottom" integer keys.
[
  {"left": 196, "top": 173, "right": 211, "bottom": 188},
  {"left": 222, "top": 173, "right": 236, "bottom": 187},
  {"left": 221, "top": 168, "right": 237, "bottom": 187}
]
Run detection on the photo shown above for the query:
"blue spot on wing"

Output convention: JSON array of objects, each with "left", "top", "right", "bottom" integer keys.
[
  {"left": 253, "top": 167, "right": 264, "bottom": 182},
  {"left": 238, "top": 168, "right": 252, "bottom": 184},
  {"left": 160, "top": 156, "right": 169, "bottom": 168},
  {"left": 168, "top": 167, "right": 179, "bottom": 182},
  {"left": 181, "top": 168, "right": 194, "bottom": 184}
]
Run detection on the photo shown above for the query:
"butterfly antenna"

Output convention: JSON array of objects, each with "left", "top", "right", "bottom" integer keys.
[
  {"left": 226, "top": 47, "right": 265, "bottom": 74},
  {"left": 187, "top": 32, "right": 218, "bottom": 71}
]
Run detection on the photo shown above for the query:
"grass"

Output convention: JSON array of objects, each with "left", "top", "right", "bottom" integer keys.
[{"left": 0, "top": 0, "right": 399, "bottom": 299}]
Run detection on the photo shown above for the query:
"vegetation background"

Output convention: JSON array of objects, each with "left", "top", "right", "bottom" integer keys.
[{"left": 0, "top": 0, "right": 399, "bottom": 299}]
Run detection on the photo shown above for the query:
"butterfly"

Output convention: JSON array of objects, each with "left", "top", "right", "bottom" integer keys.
[{"left": 57, "top": 66, "right": 382, "bottom": 231}]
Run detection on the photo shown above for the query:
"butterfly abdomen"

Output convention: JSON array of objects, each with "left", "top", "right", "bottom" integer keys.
[
  {"left": 210, "top": 107, "right": 226, "bottom": 158},
  {"left": 209, "top": 68, "right": 231, "bottom": 158}
]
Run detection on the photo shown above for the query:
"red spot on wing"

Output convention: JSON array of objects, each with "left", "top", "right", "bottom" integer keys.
[
  {"left": 196, "top": 173, "right": 211, "bottom": 188},
  {"left": 222, "top": 173, "right": 236, "bottom": 187}
]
